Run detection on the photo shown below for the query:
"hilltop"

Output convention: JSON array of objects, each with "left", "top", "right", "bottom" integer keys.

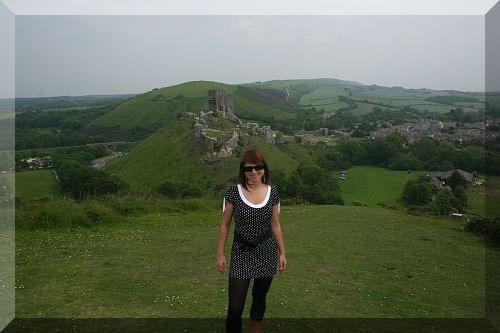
[
  {"left": 103, "top": 116, "right": 325, "bottom": 194},
  {"left": 95, "top": 77, "right": 488, "bottom": 192},
  {"left": 92, "top": 78, "right": 485, "bottom": 132}
]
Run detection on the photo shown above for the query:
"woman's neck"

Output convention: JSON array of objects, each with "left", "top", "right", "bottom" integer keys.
[{"left": 246, "top": 181, "right": 264, "bottom": 191}]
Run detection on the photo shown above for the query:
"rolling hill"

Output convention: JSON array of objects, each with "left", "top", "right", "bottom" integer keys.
[
  {"left": 92, "top": 81, "right": 297, "bottom": 130},
  {"left": 87, "top": 77, "right": 487, "bottom": 194},
  {"left": 103, "top": 116, "right": 324, "bottom": 195},
  {"left": 90, "top": 78, "right": 484, "bottom": 134}
]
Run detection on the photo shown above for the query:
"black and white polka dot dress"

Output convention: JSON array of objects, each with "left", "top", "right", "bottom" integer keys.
[{"left": 223, "top": 184, "right": 281, "bottom": 279}]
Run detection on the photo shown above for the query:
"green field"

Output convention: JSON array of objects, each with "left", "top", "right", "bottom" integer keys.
[
  {"left": 338, "top": 166, "right": 425, "bottom": 207},
  {"left": 338, "top": 166, "right": 497, "bottom": 218},
  {"left": 15, "top": 203, "right": 488, "bottom": 318},
  {"left": 15, "top": 169, "right": 63, "bottom": 199}
]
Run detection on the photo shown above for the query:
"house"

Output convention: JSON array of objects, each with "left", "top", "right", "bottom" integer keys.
[
  {"left": 20, "top": 156, "right": 53, "bottom": 170},
  {"left": 427, "top": 169, "right": 473, "bottom": 189}
]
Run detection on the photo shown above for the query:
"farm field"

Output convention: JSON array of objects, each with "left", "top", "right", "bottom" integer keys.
[
  {"left": 339, "top": 166, "right": 497, "bottom": 218},
  {"left": 338, "top": 166, "right": 425, "bottom": 208},
  {"left": 15, "top": 203, "right": 487, "bottom": 318},
  {"left": 15, "top": 169, "right": 63, "bottom": 199}
]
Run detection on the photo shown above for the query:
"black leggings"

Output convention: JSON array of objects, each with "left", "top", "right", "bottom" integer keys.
[{"left": 226, "top": 276, "right": 274, "bottom": 333}]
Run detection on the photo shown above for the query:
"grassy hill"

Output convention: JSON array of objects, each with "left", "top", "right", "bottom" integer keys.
[
  {"left": 104, "top": 117, "right": 323, "bottom": 194},
  {"left": 247, "top": 79, "right": 484, "bottom": 115},
  {"left": 93, "top": 81, "right": 296, "bottom": 130},
  {"left": 103, "top": 118, "right": 221, "bottom": 192},
  {"left": 15, "top": 203, "right": 488, "bottom": 318},
  {"left": 15, "top": 169, "right": 63, "bottom": 199}
]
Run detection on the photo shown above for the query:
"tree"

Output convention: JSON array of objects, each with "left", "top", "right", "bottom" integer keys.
[
  {"left": 446, "top": 171, "right": 467, "bottom": 190},
  {"left": 316, "top": 150, "right": 348, "bottom": 171},
  {"left": 452, "top": 185, "right": 468, "bottom": 212},
  {"left": 401, "top": 180, "right": 433, "bottom": 205},
  {"left": 430, "top": 188, "right": 455, "bottom": 215},
  {"left": 156, "top": 180, "right": 202, "bottom": 198},
  {"left": 270, "top": 169, "right": 286, "bottom": 195},
  {"left": 449, "top": 108, "right": 464, "bottom": 122},
  {"left": 336, "top": 140, "right": 365, "bottom": 165},
  {"left": 389, "top": 153, "right": 424, "bottom": 171},
  {"left": 414, "top": 137, "right": 440, "bottom": 162}
]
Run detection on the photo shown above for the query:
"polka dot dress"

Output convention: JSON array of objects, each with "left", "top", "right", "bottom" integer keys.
[{"left": 223, "top": 184, "right": 280, "bottom": 279}]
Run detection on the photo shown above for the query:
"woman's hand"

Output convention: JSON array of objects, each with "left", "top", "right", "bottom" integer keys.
[
  {"left": 216, "top": 255, "right": 227, "bottom": 274},
  {"left": 279, "top": 254, "right": 287, "bottom": 273}
]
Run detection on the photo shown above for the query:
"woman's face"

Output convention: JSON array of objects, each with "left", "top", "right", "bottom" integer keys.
[{"left": 244, "top": 163, "right": 265, "bottom": 183}]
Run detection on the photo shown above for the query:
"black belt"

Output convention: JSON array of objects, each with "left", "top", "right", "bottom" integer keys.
[{"left": 234, "top": 229, "right": 273, "bottom": 251}]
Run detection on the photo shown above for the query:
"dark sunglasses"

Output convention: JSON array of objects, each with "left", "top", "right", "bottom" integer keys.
[{"left": 244, "top": 164, "right": 265, "bottom": 172}]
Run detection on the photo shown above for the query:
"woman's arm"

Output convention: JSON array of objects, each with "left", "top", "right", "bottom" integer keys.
[
  {"left": 216, "top": 202, "right": 233, "bottom": 273},
  {"left": 270, "top": 205, "right": 285, "bottom": 256},
  {"left": 271, "top": 205, "right": 286, "bottom": 272}
]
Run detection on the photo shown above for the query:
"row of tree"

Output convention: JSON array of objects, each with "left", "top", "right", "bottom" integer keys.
[
  {"left": 15, "top": 106, "right": 155, "bottom": 150},
  {"left": 401, "top": 172, "right": 468, "bottom": 215},
  {"left": 53, "top": 157, "right": 128, "bottom": 199},
  {"left": 271, "top": 162, "right": 343, "bottom": 205},
  {"left": 315, "top": 134, "right": 491, "bottom": 175}
]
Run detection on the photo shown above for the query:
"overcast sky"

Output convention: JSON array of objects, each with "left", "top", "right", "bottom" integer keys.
[{"left": 13, "top": 15, "right": 486, "bottom": 97}]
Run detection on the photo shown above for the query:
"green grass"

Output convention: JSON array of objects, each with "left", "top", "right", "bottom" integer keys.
[
  {"left": 338, "top": 166, "right": 425, "bottom": 207},
  {"left": 104, "top": 117, "right": 330, "bottom": 193},
  {"left": 94, "top": 80, "right": 236, "bottom": 129},
  {"left": 94, "top": 80, "right": 297, "bottom": 130},
  {"left": 104, "top": 118, "right": 218, "bottom": 192},
  {"left": 467, "top": 185, "right": 485, "bottom": 217},
  {"left": 15, "top": 169, "right": 63, "bottom": 199},
  {"left": 15, "top": 203, "right": 487, "bottom": 318}
]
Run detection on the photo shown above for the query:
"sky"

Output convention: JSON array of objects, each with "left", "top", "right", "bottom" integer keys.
[{"left": 12, "top": 15, "right": 487, "bottom": 98}]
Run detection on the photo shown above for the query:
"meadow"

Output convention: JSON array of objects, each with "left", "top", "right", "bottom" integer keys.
[
  {"left": 338, "top": 166, "right": 425, "bottom": 208},
  {"left": 15, "top": 169, "right": 63, "bottom": 199},
  {"left": 11, "top": 163, "right": 497, "bottom": 321},
  {"left": 15, "top": 203, "right": 487, "bottom": 318}
]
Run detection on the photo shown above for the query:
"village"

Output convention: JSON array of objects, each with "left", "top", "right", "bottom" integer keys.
[
  {"left": 182, "top": 89, "right": 495, "bottom": 159},
  {"left": 15, "top": 88, "right": 496, "bottom": 174}
]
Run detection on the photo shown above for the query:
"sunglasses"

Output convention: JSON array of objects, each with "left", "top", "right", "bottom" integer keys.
[{"left": 244, "top": 164, "right": 265, "bottom": 172}]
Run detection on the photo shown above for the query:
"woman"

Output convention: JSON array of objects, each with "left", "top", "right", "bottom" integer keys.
[{"left": 216, "top": 149, "right": 287, "bottom": 333}]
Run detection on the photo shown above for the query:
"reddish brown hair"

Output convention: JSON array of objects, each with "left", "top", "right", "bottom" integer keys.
[{"left": 238, "top": 149, "right": 271, "bottom": 190}]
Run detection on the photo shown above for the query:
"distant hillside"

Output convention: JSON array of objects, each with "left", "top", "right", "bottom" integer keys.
[
  {"left": 93, "top": 81, "right": 296, "bottom": 130},
  {"left": 103, "top": 117, "right": 323, "bottom": 194},
  {"left": 13, "top": 94, "right": 136, "bottom": 112},
  {"left": 248, "top": 79, "right": 485, "bottom": 116},
  {"left": 90, "top": 78, "right": 485, "bottom": 133}
]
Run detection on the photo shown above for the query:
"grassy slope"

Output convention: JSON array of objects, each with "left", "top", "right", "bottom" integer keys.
[
  {"left": 94, "top": 81, "right": 236, "bottom": 129},
  {"left": 104, "top": 118, "right": 218, "bottom": 192},
  {"left": 339, "top": 166, "right": 425, "bottom": 207},
  {"left": 245, "top": 136, "right": 323, "bottom": 177},
  {"left": 232, "top": 90, "right": 296, "bottom": 122},
  {"left": 104, "top": 117, "right": 325, "bottom": 193},
  {"left": 15, "top": 169, "right": 63, "bottom": 199},
  {"left": 93, "top": 80, "right": 297, "bottom": 130},
  {"left": 15, "top": 204, "right": 486, "bottom": 318},
  {"left": 280, "top": 80, "right": 485, "bottom": 114}
]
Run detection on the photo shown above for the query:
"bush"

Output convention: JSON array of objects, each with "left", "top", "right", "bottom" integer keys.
[
  {"left": 401, "top": 180, "right": 433, "bottom": 205},
  {"left": 389, "top": 153, "right": 424, "bottom": 171},
  {"left": 465, "top": 216, "right": 500, "bottom": 239},
  {"left": 452, "top": 185, "right": 468, "bottom": 212},
  {"left": 16, "top": 197, "right": 119, "bottom": 229},
  {"left": 428, "top": 188, "right": 456, "bottom": 215},
  {"left": 156, "top": 180, "right": 203, "bottom": 199},
  {"left": 292, "top": 163, "right": 343, "bottom": 205}
]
